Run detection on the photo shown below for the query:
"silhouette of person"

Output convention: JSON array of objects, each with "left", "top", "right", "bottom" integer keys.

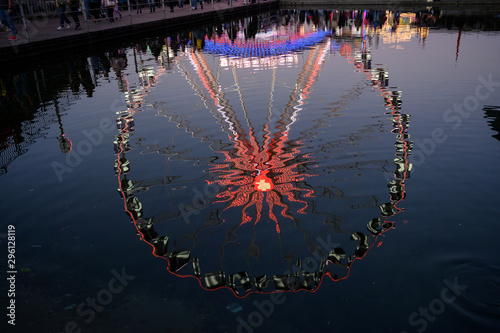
[
  {"left": 0, "top": 0, "right": 18, "bottom": 40},
  {"left": 68, "top": 0, "right": 81, "bottom": 30},
  {"left": 56, "top": 0, "right": 72, "bottom": 30}
]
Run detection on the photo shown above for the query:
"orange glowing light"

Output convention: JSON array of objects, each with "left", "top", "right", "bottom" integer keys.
[
  {"left": 254, "top": 171, "right": 274, "bottom": 192},
  {"left": 206, "top": 120, "right": 317, "bottom": 232}
]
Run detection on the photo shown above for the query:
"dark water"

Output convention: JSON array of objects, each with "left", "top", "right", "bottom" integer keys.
[{"left": 1, "top": 8, "right": 500, "bottom": 333}]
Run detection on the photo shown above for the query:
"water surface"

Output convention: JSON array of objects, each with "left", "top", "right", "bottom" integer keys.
[{"left": 1, "top": 8, "right": 500, "bottom": 333}]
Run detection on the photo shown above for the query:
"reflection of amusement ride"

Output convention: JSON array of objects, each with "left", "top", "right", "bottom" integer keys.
[{"left": 114, "top": 15, "right": 412, "bottom": 297}]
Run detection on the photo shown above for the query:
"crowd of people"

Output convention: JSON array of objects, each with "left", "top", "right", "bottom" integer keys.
[
  {"left": 60, "top": 0, "right": 210, "bottom": 28},
  {"left": 1, "top": 0, "right": 247, "bottom": 41},
  {"left": 3, "top": 4, "right": 493, "bottom": 45}
]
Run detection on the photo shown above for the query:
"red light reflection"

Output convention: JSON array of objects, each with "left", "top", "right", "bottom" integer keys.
[{"left": 207, "top": 128, "right": 316, "bottom": 233}]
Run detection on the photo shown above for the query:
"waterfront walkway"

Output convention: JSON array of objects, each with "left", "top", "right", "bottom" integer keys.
[{"left": 0, "top": 0, "right": 277, "bottom": 60}]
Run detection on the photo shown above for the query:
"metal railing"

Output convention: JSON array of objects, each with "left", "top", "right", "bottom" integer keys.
[{"left": 3, "top": 0, "right": 269, "bottom": 42}]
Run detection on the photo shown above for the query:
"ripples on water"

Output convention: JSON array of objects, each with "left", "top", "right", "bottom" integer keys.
[{"left": 1, "top": 7, "right": 500, "bottom": 332}]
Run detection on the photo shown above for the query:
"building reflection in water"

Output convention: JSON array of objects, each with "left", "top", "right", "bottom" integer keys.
[
  {"left": 114, "top": 10, "right": 413, "bottom": 297},
  {"left": 483, "top": 105, "right": 500, "bottom": 142},
  {"left": 0, "top": 59, "right": 95, "bottom": 175}
]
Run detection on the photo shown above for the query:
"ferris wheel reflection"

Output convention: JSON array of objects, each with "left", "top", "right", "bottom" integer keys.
[{"left": 114, "top": 13, "right": 412, "bottom": 297}]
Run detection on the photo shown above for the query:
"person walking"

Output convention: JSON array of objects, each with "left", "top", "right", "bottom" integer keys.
[
  {"left": 133, "top": 0, "right": 142, "bottom": 14},
  {"left": 102, "top": 0, "right": 115, "bottom": 22},
  {"left": 82, "top": 0, "right": 90, "bottom": 20},
  {"left": 0, "top": 0, "right": 18, "bottom": 40},
  {"left": 89, "top": 0, "right": 101, "bottom": 21},
  {"left": 147, "top": 0, "right": 155, "bottom": 13},
  {"left": 56, "top": 0, "right": 72, "bottom": 30},
  {"left": 68, "top": 0, "right": 81, "bottom": 30},
  {"left": 113, "top": 0, "right": 122, "bottom": 19},
  {"left": 190, "top": 0, "right": 201, "bottom": 10}
]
